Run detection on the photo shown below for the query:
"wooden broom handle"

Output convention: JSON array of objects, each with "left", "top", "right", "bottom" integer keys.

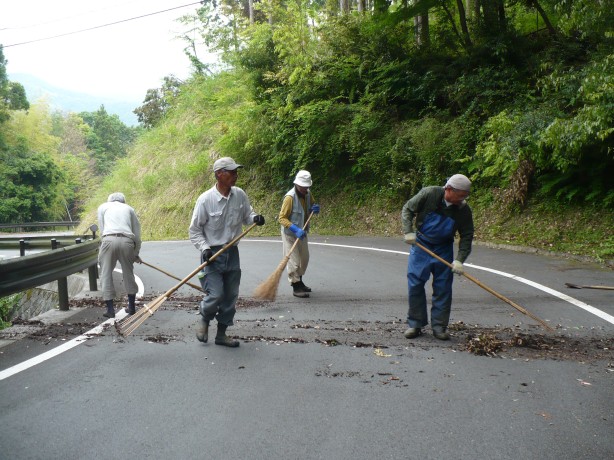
[
  {"left": 164, "top": 223, "right": 259, "bottom": 298},
  {"left": 139, "top": 260, "right": 203, "bottom": 292},
  {"left": 287, "top": 211, "right": 315, "bottom": 255},
  {"left": 414, "top": 241, "right": 554, "bottom": 331}
]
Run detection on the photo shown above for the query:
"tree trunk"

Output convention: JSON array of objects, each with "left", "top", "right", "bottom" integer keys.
[
  {"left": 529, "top": 0, "right": 557, "bottom": 35},
  {"left": 456, "top": 0, "right": 472, "bottom": 47},
  {"left": 414, "top": 13, "right": 430, "bottom": 47}
]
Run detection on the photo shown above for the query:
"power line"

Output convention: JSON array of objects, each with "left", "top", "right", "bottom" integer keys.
[
  {"left": 0, "top": 0, "right": 147, "bottom": 31},
  {"left": 3, "top": 1, "right": 203, "bottom": 48}
]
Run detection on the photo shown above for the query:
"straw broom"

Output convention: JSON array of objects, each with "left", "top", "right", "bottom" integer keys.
[
  {"left": 253, "top": 212, "right": 314, "bottom": 301},
  {"left": 115, "top": 223, "right": 258, "bottom": 337},
  {"left": 414, "top": 241, "right": 554, "bottom": 331}
]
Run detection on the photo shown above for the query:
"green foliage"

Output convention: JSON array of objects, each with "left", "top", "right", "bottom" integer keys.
[
  {"left": 63, "top": 0, "right": 612, "bottom": 267},
  {"left": 0, "top": 140, "right": 65, "bottom": 222},
  {"left": 0, "top": 46, "right": 30, "bottom": 128},
  {"left": 0, "top": 294, "right": 20, "bottom": 330},
  {"left": 80, "top": 106, "right": 138, "bottom": 176},
  {"left": 133, "top": 76, "right": 183, "bottom": 128}
]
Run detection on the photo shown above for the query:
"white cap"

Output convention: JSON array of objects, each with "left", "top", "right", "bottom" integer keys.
[
  {"left": 213, "top": 157, "right": 243, "bottom": 172},
  {"left": 293, "top": 170, "right": 312, "bottom": 187},
  {"left": 445, "top": 174, "right": 471, "bottom": 192},
  {"left": 107, "top": 192, "right": 126, "bottom": 203}
]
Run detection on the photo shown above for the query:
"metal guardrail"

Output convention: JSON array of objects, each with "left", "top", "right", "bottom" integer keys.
[
  {"left": 0, "top": 237, "right": 99, "bottom": 310},
  {"left": 0, "top": 235, "right": 93, "bottom": 251},
  {"left": 0, "top": 221, "right": 81, "bottom": 231}
]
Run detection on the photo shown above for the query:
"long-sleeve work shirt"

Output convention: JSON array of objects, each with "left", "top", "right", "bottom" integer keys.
[{"left": 189, "top": 185, "right": 257, "bottom": 252}]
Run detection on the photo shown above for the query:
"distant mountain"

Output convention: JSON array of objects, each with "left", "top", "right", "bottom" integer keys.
[{"left": 8, "top": 73, "right": 141, "bottom": 126}]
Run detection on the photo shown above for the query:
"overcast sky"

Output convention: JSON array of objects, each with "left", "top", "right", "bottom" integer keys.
[{"left": 1, "top": 0, "right": 206, "bottom": 102}]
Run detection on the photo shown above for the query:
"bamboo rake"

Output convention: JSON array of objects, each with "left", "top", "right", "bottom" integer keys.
[
  {"left": 414, "top": 241, "right": 554, "bottom": 332},
  {"left": 253, "top": 212, "right": 315, "bottom": 301},
  {"left": 115, "top": 223, "right": 258, "bottom": 336},
  {"left": 140, "top": 260, "right": 203, "bottom": 292}
]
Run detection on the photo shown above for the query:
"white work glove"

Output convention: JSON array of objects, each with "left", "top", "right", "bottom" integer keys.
[
  {"left": 451, "top": 260, "right": 464, "bottom": 274},
  {"left": 404, "top": 232, "right": 416, "bottom": 245}
]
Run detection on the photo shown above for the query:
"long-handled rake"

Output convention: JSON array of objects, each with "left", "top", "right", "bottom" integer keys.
[
  {"left": 414, "top": 241, "right": 554, "bottom": 332},
  {"left": 253, "top": 212, "right": 315, "bottom": 301},
  {"left": 140, "top": 260, "right": 203, "bottom": 292},
  {"left": 116, "top": 223, "right": 258, "bottom": 336}
]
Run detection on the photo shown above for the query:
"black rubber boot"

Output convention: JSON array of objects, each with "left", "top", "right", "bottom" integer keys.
[
  {"left": 103, "top": 300, "right": 115, "bottom": 318},
  {"left": 126, "top": 294, "right": 136, "bottom": 315},
  {"left": 196, "top": 318, "right": 209, "bottom": 343},
  {"left": 215, "top": 324, "right": 239, "bottom": 347},
  {"left": 292, "top": 282, "right": 309, "bottom": 298},
  {"left": 299, "top": 277, "right": 312, "bottom": 292}
]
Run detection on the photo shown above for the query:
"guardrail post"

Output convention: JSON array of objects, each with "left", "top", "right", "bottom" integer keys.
[
  {"left": 88, "top": 264, "right": 98, "bottom": 291},
  {"left": 52, "top": 239, "right": 69, "bottom": 311},
  {"left": 19, "top": 239, "right": 26, "bottom": 256}
]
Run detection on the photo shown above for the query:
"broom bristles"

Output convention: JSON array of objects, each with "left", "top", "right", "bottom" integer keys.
[{"left": 253, "top": 257, "right": 289, "bottom": 301}]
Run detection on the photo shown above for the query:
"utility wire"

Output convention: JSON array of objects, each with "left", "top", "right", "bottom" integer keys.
[
  {"left": 1, "top": 0, "right": 147, "bottom": 31},
  {"left": 3, "top": 1, "right": 203, "bottom": 48}
]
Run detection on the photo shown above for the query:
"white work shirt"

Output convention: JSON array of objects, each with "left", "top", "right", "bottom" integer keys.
[
  {"left": 97, "top": 201, "right": 142, "bottom": 253},
  {"left": 189, "top": 185, "right": 256, "bottom": 252}
]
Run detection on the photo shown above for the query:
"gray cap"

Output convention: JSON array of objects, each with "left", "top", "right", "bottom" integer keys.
[
  {"left": 213, "top": 157, "right": 243, "bottom": 172},
  {"left": 445, "top": 174, "right": 471, "bottom": 192},
  {"left": 107, "top": 192, "right": 126, "bottom": 203}
]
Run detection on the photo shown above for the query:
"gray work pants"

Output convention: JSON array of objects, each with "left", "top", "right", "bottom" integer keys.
[{"left": 98, "top": 235, "right": 138, "bottom": 301}]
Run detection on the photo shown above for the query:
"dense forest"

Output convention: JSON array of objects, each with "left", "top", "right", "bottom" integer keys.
[{"left": 1, "top": 0, "right": 612, "bottom": 263}]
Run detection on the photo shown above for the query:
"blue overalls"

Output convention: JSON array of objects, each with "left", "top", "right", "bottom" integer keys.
[{"left": 407, "top": 210, "right": 456, "bottom": 329}]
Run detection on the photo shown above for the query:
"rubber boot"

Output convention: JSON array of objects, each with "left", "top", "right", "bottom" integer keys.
[
  {"left": 196, "top": 318, "right": 209, "bottom": 343},
  {"left": 126, "top": 294, "right": 136, "bottom": 315},
  {"left": 103, "top": 300, "right": 115, "bottom": 318},
  {"left": 292, "top": 282, "right": 309, "bottom": 298},
  {"left": 300, "top": 276, "right": 312, "bottom": 292},
  {"left": 215, "top": 324, "right": 239, "bottom": 347}
]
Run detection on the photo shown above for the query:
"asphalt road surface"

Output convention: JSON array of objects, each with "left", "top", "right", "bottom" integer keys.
[{"left": 1, "top": 236, "right": 613, "bottom": 460}]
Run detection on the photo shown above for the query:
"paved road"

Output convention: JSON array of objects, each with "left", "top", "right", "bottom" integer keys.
[{"left": 1, "top": 236, "right": 613, "bottom": 459}]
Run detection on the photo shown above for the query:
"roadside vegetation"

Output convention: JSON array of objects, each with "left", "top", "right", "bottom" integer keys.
[{"left": 1, "top": 1, "right": 613, "bottom": 267}]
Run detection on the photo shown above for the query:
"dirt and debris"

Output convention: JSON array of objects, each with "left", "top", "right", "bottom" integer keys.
[
  {"left": 3, "top": 296, "right": 612, "bottom": 362},
  {"left": 2, "top": 318, "right": 102, "bottom": 344},
  {"left": 144, "top": 334, "right": 178, "bottom": 344}
]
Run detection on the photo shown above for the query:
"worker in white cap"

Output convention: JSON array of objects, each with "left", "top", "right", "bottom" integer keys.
[
  {"left": 97, "top": 192, "right": 142, "bottom": 318},
  {"left": 278, "top": 170, "right": 320, "bottom": 298},
  {"left": 400, "top": 174, "right": 474, "bottom": 340}
]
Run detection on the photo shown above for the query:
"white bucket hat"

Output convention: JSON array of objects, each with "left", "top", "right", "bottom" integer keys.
[{"left": 294, "top": 170, "right": 312, "bottom": 187}]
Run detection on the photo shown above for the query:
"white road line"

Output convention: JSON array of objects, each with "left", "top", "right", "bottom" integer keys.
[
  {"left": 0, "top": 311, "right": 127, "bottom": 381},
  {"left": 113, "top": 267, "right": 145, "bottom": 298},
  {"left": 0, "top": 267, "right": 142, "bottom": 381},
  {"left": 464, "top": 264, "right": 614, "bottom": 325},
  {"left": 246, "top": 240, "right": 614, "bottom": 325}
]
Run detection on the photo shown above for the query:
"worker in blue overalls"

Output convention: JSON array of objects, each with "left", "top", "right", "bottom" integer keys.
[{"left": 401, "top": 174, "right": 474, "bottom": 340}]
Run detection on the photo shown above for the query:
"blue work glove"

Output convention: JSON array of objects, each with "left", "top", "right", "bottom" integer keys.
[
  {"left": 253, "top": 214, "right": 265, "bottom": 226},
  {"left": 310, "top": 204, "right": 320, "bottom": 214},
  {"left": 289, "top": 224, "right": 306, "bottom": 239}
]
